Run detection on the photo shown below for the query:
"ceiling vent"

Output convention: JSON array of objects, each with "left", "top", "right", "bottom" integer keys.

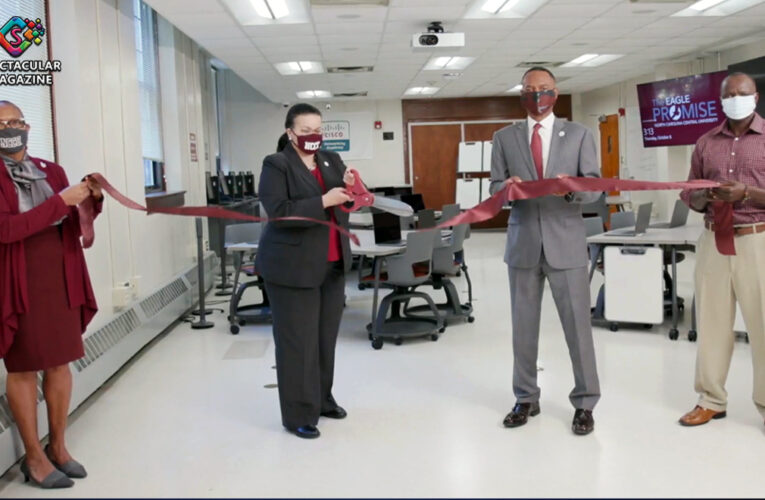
[
  {"left": 327, "top": 65, "right": 374, "bottom": 73},
  {"left": 516, "top": 61, "right": 565, "bottom": 68},
  {"left": 310, "top": 0, "right": 389, "bottom": 5},
  {"left": 333, "top": 91, "right": 369, "bottom": 97}
]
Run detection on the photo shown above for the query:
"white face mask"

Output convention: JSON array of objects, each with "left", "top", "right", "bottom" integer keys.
[{"left": 721, "top": 94, "right": 757, "bottom": 121}]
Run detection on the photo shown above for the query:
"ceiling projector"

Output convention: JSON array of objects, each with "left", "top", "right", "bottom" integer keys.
[{"left": 412, "top": 21, "right": 465, "bottom": 49}]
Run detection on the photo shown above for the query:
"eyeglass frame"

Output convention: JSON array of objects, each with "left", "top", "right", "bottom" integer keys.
[{"left": 0, "top": 119, "right": 29, "bottom": 130}]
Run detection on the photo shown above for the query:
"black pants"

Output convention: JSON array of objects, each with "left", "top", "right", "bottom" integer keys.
[{"left": 264, "top": 261, "right": 345, "bottom": 429}]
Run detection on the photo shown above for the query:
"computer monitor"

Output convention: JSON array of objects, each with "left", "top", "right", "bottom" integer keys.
[
  {"left": 205, "top": 172, "right": 220, "bottom": 204},
  {"left": 400, "top": 193, "right": 426, "bottom": 212},
  {"left": 391, "top": 186, "right": 413, "bottom": 196},
  {"left": 234, "top": 172, "right": 245, "bottom": 199},
  {"left": 224, "top": 174, "right": 236, "bottom": 199},
  {"left": 244, "top": 172, "right": 256, "bottom": 197},
  {"left": 373, "top": 211, "right": 403, "bottom": 245}
]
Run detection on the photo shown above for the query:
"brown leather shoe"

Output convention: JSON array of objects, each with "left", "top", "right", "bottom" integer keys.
[
  {"left": 678, "top": 405, "right": 726, "bottom": 426},
  {"left": 503, "top": 402, "right": 540, "bottom": 428}
]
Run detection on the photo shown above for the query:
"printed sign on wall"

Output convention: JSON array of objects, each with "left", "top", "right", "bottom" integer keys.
[
  {"left": 636, "top": 70, "right": 728, "bottom": 148},
  {"left": 321, "top": 112, "right": 373, "bottom": 160}
]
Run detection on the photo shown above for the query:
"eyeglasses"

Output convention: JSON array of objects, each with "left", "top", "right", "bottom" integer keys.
[{"left": 0, "top": 119, "right": 28, "bottom": 130}]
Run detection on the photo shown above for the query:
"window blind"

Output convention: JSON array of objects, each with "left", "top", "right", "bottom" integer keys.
[{"left": 134, "top": 0, "right": 163, "bottom": 162}]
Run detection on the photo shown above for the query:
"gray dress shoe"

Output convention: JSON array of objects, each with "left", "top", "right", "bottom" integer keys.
[
  {"left": 20, "top": 460, "right": 74, "bottom": 489},
  {"left": 45, "top": 445, "right": 88, "bottom": 478}
]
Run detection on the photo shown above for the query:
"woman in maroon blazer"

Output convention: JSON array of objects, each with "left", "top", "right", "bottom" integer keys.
[{"left": 0, "top": 101, "right": 101, "bottom": 489}]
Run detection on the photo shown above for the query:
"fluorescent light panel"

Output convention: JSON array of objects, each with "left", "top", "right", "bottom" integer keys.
[
  {"left": 424, "top": 56, "right": 475, "bottom": 71},
  {"left": 297, "top": 90, "right": 332, "bottom": 99},
  {"left": 506, "top": 84, "right": 522, "bottom": 93},
  {"left": 274, "top": 61, "right": 325, "bottom": 75},
  {"left": 689, "top": 0, "right": 726, "bottom": 10},
  {"left": 404, "top": 87, "right": 440, "bottom": 96},
  {"left": 562, "top": 53, "right": 622, "bottom": 67},
  {"left": 481, "top": 0, "right": 520, "bottom": 14},
  {"left": 250, "top": 0, "right": 289, "bottom": 19}
]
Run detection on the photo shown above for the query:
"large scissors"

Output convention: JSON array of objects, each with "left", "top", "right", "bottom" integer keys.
[{"left": 339, "top": 169, "right": 414, "bottom": 217}]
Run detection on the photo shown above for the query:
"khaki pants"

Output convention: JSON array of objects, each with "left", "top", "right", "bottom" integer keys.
[{"left": 694, "top": 228, "right": 765, "bottom": 418}]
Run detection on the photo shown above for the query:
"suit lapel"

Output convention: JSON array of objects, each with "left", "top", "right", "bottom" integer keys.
[
  {"left": 283, "top": 144, "right": 322, "bottom": 196},
  {"left": 514, "top": 122, "right": 537, "bottom": 179},
  {"left": 546, "top": 119, "right": 566, "bottom": 178}
]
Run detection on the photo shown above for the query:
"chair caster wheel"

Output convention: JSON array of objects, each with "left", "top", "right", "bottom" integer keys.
[
  {"left": 394, "top": 337, "right": 403, "bottom": 346},
  {"left": 669, "top": 328, "right": 679, "bottom": 340},
  {"left": 467, "top": 316, "right": 475, "bottom": 323},
  {"left": 688, "top": 330, "right": 698, "bottom": 342},
  {"left": 430, "top": 334, "right": 439, "bottom": 341},
  {"left": 371, "top": 338, "right": 383, "bottom": 350},
  {"left": 238, "top": 320, "right": 246, "bottom": 326},
  {"left": 230, "top": 324, "right": 240, "bottom": 335},
  {"left": 368, "top": 333, "right": 373, "bottom": 341},
  {"left": 358, "top": 284, "right": 365, "bottom": 291},
  {"left": 609, "top": 323, "right": 619, "bottom": 332},
  {"left": 438, "top": 327, "right": 446, "bottom": 333}
]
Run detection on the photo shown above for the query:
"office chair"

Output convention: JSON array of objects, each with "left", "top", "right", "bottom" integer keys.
[
  {"left": 405, "top": 224, "right": 474, "bottom": 325},
  {"left": 224, "top": 222, "right": 270, "bottom": 333},
  {"left": 581, "top": 193, "right": 609, "bottom": 222},
  {"left": 438, "top": 203, "right": 461, "bottom": 226},
  {"left": 369, "top": 231, "right": 444, "bottom": 349}
]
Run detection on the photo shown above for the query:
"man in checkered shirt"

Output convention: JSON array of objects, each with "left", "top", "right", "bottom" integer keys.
[{"left": 678, "top": 72, "right": 765, "bottom": 428}]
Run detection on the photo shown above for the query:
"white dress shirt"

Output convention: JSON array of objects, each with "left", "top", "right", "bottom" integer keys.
[{"left": 527, "top": 113, "right": 556, "bottom": 177}]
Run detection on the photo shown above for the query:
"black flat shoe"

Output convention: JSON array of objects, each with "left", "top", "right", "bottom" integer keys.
[
  {"left": 503, "top": 402, "right": 540, "bottom": 428},
  {"left": 289, "top": 425, "right": 320, "bottom": 439},
  {"left": 572, "top": 409, "right": 594, "bottom": 435},
  {"left": 320, "top": 406, "right": 347, "bottom": 419}
]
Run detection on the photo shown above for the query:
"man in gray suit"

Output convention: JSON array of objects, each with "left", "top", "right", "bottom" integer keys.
[{"left": 490, "top": 67, "right": 602, "bottom": 435}]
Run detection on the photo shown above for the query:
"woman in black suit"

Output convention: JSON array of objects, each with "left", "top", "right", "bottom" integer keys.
[{"left": 256, "top": 103, "right": 354, "bottom": 439}]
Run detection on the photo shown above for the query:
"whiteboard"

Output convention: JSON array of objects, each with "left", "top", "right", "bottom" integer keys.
[
  {"left": 456, "top": 178, "right": 481, "bottom": 208},
  {"left": 624, "top": 107, "right": 658, "bottom": 181},
  {"left": 458, "top": 142, "right": 482, "bottom": 173},
  {"left": 482, "top": 141, "right": 493, "bottom": 172},
  {"left": 480, "top": 177, "right": 492, "bottom": 202},
  {"left": 604, "top": 246, "right": 663, "bottom": 324}
]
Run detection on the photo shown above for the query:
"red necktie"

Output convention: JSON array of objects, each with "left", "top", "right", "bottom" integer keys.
[{"left": 531, "top": 122, "right": 544, "bottom": 180}]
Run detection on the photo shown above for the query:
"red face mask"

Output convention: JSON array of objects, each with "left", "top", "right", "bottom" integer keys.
[
  {"left": 520, "top": 90, "right": 557, "bottom": 116},
  {"left": 292, "top": 132, "right": 323, "bottom": 154}
]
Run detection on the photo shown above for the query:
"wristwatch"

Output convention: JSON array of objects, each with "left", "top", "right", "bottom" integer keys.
[{"left": 564, "top": 192, "right": 575, "bottom": 202}]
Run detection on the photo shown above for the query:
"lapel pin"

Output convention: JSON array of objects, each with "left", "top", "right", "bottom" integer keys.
[{"left": 559, "top": 131, "right": 565, "bottom": 137}]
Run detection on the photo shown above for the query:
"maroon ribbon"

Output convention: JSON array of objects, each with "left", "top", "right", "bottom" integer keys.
[
  {"left": 435, "top": 177, "right": 734, "bottom": 255},
  {"left": 79, "top": 173, "right": 362, "bottom": 247}
]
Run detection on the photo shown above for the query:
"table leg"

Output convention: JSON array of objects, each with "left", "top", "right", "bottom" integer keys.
[
  {"left": 371, "top": 257, "right": 381, "bottom": 334},
  {"left": 588, "top": 244, "right": 603, "bottom": 283},
  {"left": 669, "top": 246, "right": 679, "bottom": 340},
  {"left": 229, "top": 251, "right": 243, "bottom": 329}
]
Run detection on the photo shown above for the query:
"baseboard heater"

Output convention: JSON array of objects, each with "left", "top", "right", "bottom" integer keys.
[{"left": 0, "top": 253, "right": 218, "bottom": 475}]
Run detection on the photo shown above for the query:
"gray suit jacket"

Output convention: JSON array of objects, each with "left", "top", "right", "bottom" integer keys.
[{"left": 489, "top": 118, "right": 601, "bottom": 270}]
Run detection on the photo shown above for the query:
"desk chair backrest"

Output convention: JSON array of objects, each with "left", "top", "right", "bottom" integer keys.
[
  {"left": 225, "top": 222, "right": 262, "bottom": 245},
  {"left": 432, "top": 224, "right": 469, "bottom": 275},
  {"left": 610, "top": 211, "right": 635, "bottom": 230},
  {"left": 439, "top": 203, "right": 461, "bottom": 225},
  {"left": 417, "top": 209, "right": 437, "bottom": 229},
  {"left": 384, "top": 231, "right": 435, "bottom": 287},
  {"left": 582, "top": 192, "right": 609, "bottom": 222},
  {"left": 584, "top": 216, "right": 605, "bottom": 237}
]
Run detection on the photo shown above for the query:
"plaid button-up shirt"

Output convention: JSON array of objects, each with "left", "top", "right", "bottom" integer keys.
[{"left": 680, "top": 113, "right": 765, "bottom": 225}]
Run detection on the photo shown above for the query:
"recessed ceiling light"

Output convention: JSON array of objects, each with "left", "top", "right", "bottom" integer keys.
[
  {"left": 274, "top": 61, "right": 325, "bottom": 75},
  {"left": 561, "top": 53, "right": 622, "bottom": 67},
  {"left": 424, "top": 56, "right": 475, "bottom": 71},
  {"left": 297, "top": 90, "right": 332, "bottom": 99},
  {"left": 250, "top": 0, "right": 289, "bottom": 20},
  {"left": 505, "top": 84, "right": 522, "bottom": 93},
  {"left": 671, "top": 0, "right": 764, "bottom": 17},
  {"left": 481, "top": 0, "right": 520, "bottom": 14},
  {"left": 404, "top": 86, "right": 440, "bottom": 96},
  {"left": 564, "top": 54, "right": 599, "bottom": 66}
]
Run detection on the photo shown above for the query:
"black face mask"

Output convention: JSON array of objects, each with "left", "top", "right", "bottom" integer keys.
[
  {"left": 0, "top": 128, "right": 28, "bottom": 154},
  {"left": 520, "top": 90, "right": 557, "bottom": 116}
]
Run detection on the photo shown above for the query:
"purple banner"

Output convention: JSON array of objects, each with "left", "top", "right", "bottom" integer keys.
[{"left": 637, "top": 70, "right": 728, "bottom": 148}]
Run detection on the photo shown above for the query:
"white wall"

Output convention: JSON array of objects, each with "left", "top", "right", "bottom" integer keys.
[
  {"left": 574, "top": 40, "right": 765, "bottom": 221},
  {"left": 217, "top": 70, "right": 406, "bottom": 188},
  {"left": 49, "top": 0, "right": 213, "bottom": 325}
]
